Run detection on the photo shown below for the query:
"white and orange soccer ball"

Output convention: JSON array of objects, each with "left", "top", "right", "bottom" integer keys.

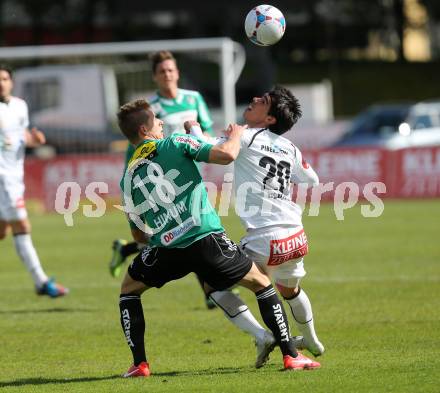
[{"left": 245, "top": 5, "right": 286, "bottom": 46}]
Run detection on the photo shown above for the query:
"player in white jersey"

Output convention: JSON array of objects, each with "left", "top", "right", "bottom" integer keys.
[
  {"left": 185, "top": 86, "right": 325, "bottom": 359},
  {"left": 0, "top": 65, "right": 68, "bottom": 298}
]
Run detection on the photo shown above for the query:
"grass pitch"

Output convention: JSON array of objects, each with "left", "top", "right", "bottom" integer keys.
[{"left": 0, "top": 200, "right": 439, "bottom": 393}]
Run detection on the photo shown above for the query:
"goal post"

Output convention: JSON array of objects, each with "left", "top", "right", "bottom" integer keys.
[{"left": 0, "top": 37, "right": 246, "bottom": 128}]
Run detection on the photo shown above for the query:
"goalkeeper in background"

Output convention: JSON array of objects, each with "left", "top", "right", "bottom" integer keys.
[{"left": 109, "top": 51, "right": 217, "bottom": 308}]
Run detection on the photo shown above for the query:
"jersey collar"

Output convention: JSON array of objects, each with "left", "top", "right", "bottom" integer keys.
[{"left": 157, "top": 89, "right": 183, "bottom": 105}]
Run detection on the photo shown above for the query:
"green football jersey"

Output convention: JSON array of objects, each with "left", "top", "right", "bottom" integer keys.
[
  {"left": 123, "top": 88, "right": 213, "bottom": 169},
  {"left": 149, "top": 88, "right": 214, "bottom": 137},
  {"left": 120, "top": 134, "right": 224, "bottom": 248},
  {"left": 124, "top": 144, "right": 135, "bottom": 171}
]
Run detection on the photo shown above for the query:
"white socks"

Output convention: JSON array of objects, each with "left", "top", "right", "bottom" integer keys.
[
  {"left": 286, "top": 288, "right": 320, "bottom": 345},
  {"left": 13, "top": 233, "right": 48, "bottom": 288},
  {"left": 210, "top": 290, "right": 267, "bottom": 342}
]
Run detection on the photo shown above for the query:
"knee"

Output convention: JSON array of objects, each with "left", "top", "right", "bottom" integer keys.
[
  {"left": 276, "top": 282, "right": 300, "bottom": 299},
  {"left": 247, "top": 268, "right": 272, "bottom": 291},
  {"left": 253, "top": 273, "right": 271, "bottom": 289},
  {"left": 11, "top": 219, "right": 30, "bottom": 235},
  {"left": 120, "top": 277, "right": 134, "bottom": 295},
  {"left": 120, "top": 272, "right": 148, "bottom": 295}
]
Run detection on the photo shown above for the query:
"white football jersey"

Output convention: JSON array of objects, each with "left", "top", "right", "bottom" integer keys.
[
  {"left": 233, "top": 127, "right": 319, "bottom": 230},
  {"left": 0, "top": 96, "right": 29, "bottom": 178}
]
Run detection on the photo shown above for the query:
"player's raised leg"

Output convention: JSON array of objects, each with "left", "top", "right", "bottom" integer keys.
[
  {"left": 110, "top": 227, "right": 151, "bottom": 277},
  {"left": 109, "top": 239, "right": 128, "bottom": 277}
]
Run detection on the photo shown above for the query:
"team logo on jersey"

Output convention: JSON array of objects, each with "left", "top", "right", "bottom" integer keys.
[
  {"left": 268, "top": 229, "right": 309, "bottom": 266},
  {"left": 128, "top": 141, "right": 157, "bottom": 170},
  {"left": 260, "top": 144, "right": 288, "bottom": 155},
  {"left": 160, "top": 217, "right": 195, "bottom": 245},
  {"left": 175, "top": 136, "right": 201, "bottom": 149}
]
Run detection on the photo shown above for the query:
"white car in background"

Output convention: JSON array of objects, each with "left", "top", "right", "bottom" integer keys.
[{"left": 334, "top": 100, "right": 440, "bottom": 149}]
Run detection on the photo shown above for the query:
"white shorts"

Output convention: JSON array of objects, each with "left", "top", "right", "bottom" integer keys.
[
  {"left": 240, "top": 226, "right": 308, "bottom": 288},
  {"left": 0, "top": 176, "right": 27, "bottom": 221}
]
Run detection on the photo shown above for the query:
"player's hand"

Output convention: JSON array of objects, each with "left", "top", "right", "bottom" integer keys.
[
  {"left": 28, "top": 127, "right": 46, "bottom": 146},
  {"left": 184, "top": 120, "right": 201, "bottom": 133}
]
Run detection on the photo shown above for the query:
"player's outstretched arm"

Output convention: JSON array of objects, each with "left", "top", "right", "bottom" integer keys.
[
  {"left": 207, "top": 123, "right": 246, "bottom": 165},
  {"left": 184, "top": 120, "right": 228, "bottom": 145},
  {"left": 25, "top": 127, "right": 46, "bottom": 147}
]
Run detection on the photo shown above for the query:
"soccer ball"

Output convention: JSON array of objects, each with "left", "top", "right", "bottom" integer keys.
[{"left": 245, "top": 5, "right": 286, "bottom": 46}]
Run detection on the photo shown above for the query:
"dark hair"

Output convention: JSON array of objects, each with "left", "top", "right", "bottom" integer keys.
[
  {"left": 268, "top": 86, "right": 302, "bottom": 135},
  {"left": 151, "top": 50, "right": 177, "bottom": 74},
  {"left": 0, "top": 64, "right": 13, "bottom": 78},
  {"left": 117, "top": 99, "right": 151, "bottom": 143}
]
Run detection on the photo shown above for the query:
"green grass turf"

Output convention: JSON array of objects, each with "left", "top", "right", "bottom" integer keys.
[{"left": 0, "top": 200, "right": 439, "bottom": 392}]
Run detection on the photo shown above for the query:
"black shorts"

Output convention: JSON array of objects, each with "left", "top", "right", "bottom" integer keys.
[{"left": 128, "top": 232, "right": 253, "bottom": 291}]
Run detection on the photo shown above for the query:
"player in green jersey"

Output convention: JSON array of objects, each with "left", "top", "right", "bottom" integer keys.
[
  {"left": 121, "top": 50, "right": 214, "bottom": 168},
  {"left": 109, "top": 52, "right": 218, "bottom": 308},
  {"left": 116, "top": 99, "right": 319, "bottom": 377},
  {"left": 149, "top": 51, "right": 213, "bottom": 138}
]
